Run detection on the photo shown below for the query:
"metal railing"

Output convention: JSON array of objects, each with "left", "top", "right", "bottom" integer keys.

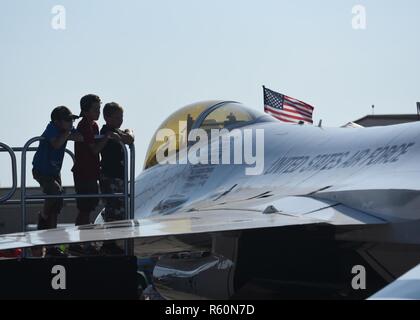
[
  {"left": 20, "top": 136, "right": 135, "bottom": 232},
  {"left": 1, "top": 137, "right": 136, "bottom": 233},
  {"left": 0, "top": 142, "right": 18, "bottom": 204},
  {"left": 0, "top": 144, "right": 74, "bottom": 205},
  {"left": 129, "top": 144, "right": 135, "bottom": 220}
]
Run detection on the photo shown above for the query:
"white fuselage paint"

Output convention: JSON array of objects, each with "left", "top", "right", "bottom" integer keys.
[{"left": 134, "top": 121, "right": 420, "bottom": 222}]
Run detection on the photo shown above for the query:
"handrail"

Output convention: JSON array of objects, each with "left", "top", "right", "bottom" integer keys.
[
  {"left": 2, "top": 199, "right": 75, "bottom": 206},
  {"left": 20, "top": 136, "right": 134, "bottom": 232},
  {"left": 21, "top": 136, "right": 45, "bottom": 232},
  {"left": 122, "top": 138, "right": 129, "bottom": 222},
  {"left": 126, "top": 144, "right": 136, "bottom": 255},
  {"left": 129, "top": 144, "right": 135, "bottom": 219},
  {"left": 0, "top": 146, "right": 74, "bottom": 206},
  {"left": 1, "top": 136, "right": 136, "bottom": 257},
  {"left": 0, "top": 142, "right": 18, "bottom": 204},
  {"left": 12, "top": 147, "right": 75, "bottom": 162}
]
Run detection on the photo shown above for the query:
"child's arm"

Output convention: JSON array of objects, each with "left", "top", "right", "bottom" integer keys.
[
  {"left": 89, "top": 133, "right": 112, "bottom": 154},
  {"left": 119, "top": 129, "right": 135, "bottom": 145},
  {"left": 80, "top": 124, "right": 111, "bottom": 154},
  {"left": 50, "top": 131, "right": 71, "bottom": 150},
  {"left": 68, "top": 131, "right": 84, "bottom": 142}
]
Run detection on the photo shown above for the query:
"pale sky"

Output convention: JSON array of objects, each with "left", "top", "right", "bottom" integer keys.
[{"left": 0, "top": 0, "right": 419, "bottom": 187}]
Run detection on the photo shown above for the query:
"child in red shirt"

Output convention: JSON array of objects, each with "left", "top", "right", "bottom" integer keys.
[{"left": 72, "top": 94, "right": 113, "bottom": 226}]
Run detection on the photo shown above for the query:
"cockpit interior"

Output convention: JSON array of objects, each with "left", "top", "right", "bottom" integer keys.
[{"left": 144, "top": 101, "right": 275, "bottom": 170}]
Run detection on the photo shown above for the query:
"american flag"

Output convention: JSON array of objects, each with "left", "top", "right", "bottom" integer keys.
[{"left": 263, "top": 86, "right": 314, "bottom": 124}]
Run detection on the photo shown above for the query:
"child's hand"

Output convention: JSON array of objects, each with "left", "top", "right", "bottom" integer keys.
[
  {"left": 121, "top": 129, "right": 135, "bottom": 144},
  {"left": 107, "top": 131, "right": 121, "bottom": 141}
]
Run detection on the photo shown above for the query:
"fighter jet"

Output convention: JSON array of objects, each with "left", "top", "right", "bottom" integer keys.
[{"left": 2, "top": 100, "right": 420, "bottom": 299}]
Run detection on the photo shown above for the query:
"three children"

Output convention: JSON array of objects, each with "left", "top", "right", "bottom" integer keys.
[{"left": 33, "top": 96, "right": 134, "bottom": 235}]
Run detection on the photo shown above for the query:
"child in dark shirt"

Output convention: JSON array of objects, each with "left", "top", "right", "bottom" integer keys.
[
  {"left": 100, "top": 102, "right": 135, "bottom": 222},
  {"left": 98, "top": 102, "right": 134, "bottom": 255}
]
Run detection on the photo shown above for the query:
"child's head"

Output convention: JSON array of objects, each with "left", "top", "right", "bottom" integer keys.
[
  {"left": 51, "top": 106, "right": 78, "bottom": 132},
  {"left": 103, "top": 102, "right": 124, "bottom": 129},
  {"left": 80, "top": 94, "right": 101, "bottom": 121}
]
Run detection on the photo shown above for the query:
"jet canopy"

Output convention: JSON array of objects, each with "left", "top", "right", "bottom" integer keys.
[{"left": 144, "top": 101, "right": 274, "bottom": 170}]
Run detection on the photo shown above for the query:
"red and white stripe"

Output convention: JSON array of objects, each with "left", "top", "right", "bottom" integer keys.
[{"left": 265, "top": 96, "right": 314, "bottom": 124}]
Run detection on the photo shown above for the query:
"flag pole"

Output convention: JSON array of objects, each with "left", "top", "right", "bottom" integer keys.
[
  {"left": 262, "top": 85, "right": 266, "bottom": 108},
  {"left": 417, "top": 102, "right": 420, "bottom": 121}
]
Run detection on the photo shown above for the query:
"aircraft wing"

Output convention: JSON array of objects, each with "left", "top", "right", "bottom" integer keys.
[
  {"left": 369, "top": 264, "right": 420, "bottom": 300},
  {"left": 0, "top": 196, "right": 384, "bottom": 250}
]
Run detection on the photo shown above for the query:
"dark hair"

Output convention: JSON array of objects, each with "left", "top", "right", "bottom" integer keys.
[
  {"left": 80, "top": 94, "right": 101, "bottom": 116},
  {"left": 51, "top": 106, "right": 78, "bottom": 121},
  {"left": 103, "top": 102, "right": 124, "bottom": 118}
]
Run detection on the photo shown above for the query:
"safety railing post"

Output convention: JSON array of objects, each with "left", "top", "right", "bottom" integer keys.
[
  {"left": 20, "top": 137, "right": 44, "bottom": 258},
  {"left": 129, "top": 144, "right": 135, "bottom": 219},
  {"left": 118, "top": 141, "right": 129, "bottom": 219},
  {"left": 126, "top": 143, "right": 136, "bottom": 256},
  {"left": 117, "top": 141, "right": 130, "bottom": 256},
  {"left": 20, "top": 137, "right": 43, "bottom": 232},
  {"left": 0, "top": 142, "right": 18, "bottom": 204}
]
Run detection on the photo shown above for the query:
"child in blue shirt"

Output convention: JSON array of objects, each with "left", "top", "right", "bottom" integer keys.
[{"left": 32, "top": 106, "right": 83, "bottom": 230}]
